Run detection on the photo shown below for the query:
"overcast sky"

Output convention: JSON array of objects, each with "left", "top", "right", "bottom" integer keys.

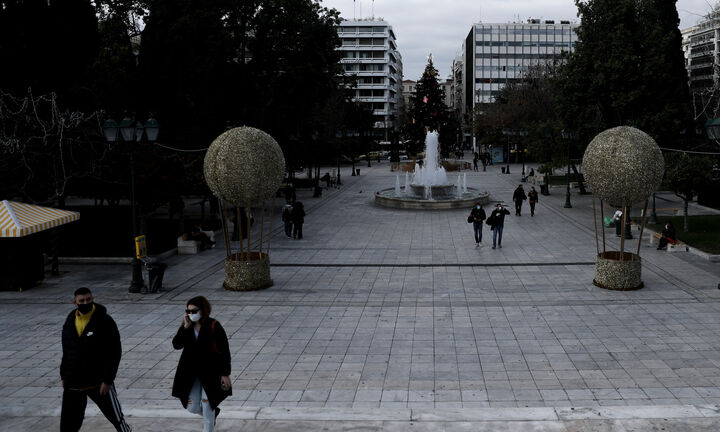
[{"left": 322, "top": 0, "right": 715, "bottom": 80}]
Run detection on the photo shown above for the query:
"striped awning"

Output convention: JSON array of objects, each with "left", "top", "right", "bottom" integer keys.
[{"left": 0, "top": 200, "right": 80, "bottom": 237}]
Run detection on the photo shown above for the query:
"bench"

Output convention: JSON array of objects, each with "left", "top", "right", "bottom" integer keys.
[
  {"left": 649, "top": 232, "right": 687, "bottom": 252},
  {"left": 177, "top": 230, "right": 215, "bottom": 255}
]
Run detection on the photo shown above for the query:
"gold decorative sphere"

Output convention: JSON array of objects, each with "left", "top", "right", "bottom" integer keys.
[
  {"left": 204, "top": 127, "right": 285, "bottom": 205},
  {"left": 582, "top": 126, "right": 664, "bottom": 207}
]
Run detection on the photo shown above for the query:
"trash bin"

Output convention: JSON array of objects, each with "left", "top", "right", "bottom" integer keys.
[
  {"left": 501, "top": 167, "right": 506, "bottom": 174},
  {"left": 313, "top": 186, "right": 322, "bottom": 197},
  {"left": 145, "top": 262, "right": 167, "bottom": 293}
]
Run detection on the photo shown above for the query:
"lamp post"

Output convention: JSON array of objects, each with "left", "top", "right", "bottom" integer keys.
[
  {"left": 561, "top": 130, "right": 572, "bottom": 208},
  {"left": 501, "top": 129, "right": 512, "bottom": 174},
  {"left": 648, "top": 192, "right": 657, "bottom": 224},
  {"left": 103, "top": 116, "right": 160, "bottom": 293}
]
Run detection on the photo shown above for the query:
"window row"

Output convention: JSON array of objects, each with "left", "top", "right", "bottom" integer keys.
[
  {"left": 343, "top": 64, "right": 386, "bottom": 72},
  {"left": 476, "top": 41, "right": 575, "bottom": 47},
  {"left": 477, "top": 27, "right": 575, "bottom": 36},
  {"left": 475, "top": 53, "right": 566, "bottom": 59},
  {"left": 341, "top": 38, "right": 386, "bottom": 46},
  {"left": 476, "top": 66, "right": 529, "bottom": 73},
  {"left": 358, "top": 89, "right": 387, "bottom": 97},
  {"left": 339, "top": 26, "right": 386, "bottom": 34},
  {"left": 342, "top": 51, "right": 386, "bottom": 59}
]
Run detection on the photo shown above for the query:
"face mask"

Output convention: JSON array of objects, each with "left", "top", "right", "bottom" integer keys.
[
  {"left": 77, "top": 303, "right": 93, "bottom": 314},
  {"left": 188, "top": 311, "right": 202, "bottom": 322},
  {"left": 476, "top": 206, "right": 481, "bottom": 210}
]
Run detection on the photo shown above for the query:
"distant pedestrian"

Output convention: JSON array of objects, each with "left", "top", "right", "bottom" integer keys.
[
  {"left": 282, "top": 202, "right": 293, "bottom": 238},
  {"left": 473, "top": 155, "right": 479, "bottom": 172},
  {"left": 60, "top": 287, "right": 131, "bottom": 432},
  {"left": 321, "top": 172, "right": 332, "bottom": 188},
  {"left": 469, "top": 203, "right": 486, "bottom": 247},
  {"left": 528, "top": 187, "right": 539, "bottom": 217},
  {"left": 231, "top": 207, "right": 251, "bottom": 241},
  {"left": 284, "top": 183, "right": 296, "bottom": 203},
  {"left": 613, "top": 209, "right": 623, "bottom": 237},
  {"left": 291, "top": 201, "right": 306, "bottom": 239},
  {"left": 488, "top": 203, "right": 511, "bottom": 249},
  {"left": 512, "top": 185, "right": 527, "bottom": 216},
  {"left": 172, "top": 296, "right": 232, "bottom": 432},
  {"left": 657, "top": 220, "right": 677, "bottom": 250}
]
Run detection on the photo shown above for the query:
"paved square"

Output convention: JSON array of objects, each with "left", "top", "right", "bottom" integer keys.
[{"left": 1, "top": 163, "right": 720, "bottom": 430}]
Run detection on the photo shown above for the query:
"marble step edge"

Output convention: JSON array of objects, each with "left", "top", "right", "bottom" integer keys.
[{"left": 1, "top": 404, "right": 718, "bottom": 422}]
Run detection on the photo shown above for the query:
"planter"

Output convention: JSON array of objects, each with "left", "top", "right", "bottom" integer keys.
[
  {"left": 593, "top": 251, "right": 643, "bottom": 291},
  {"left": 223, "top": 252, "right": 272, "bottom": 291}
]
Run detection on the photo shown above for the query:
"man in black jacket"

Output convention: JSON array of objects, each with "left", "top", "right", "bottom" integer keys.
[
  {"left": 512, "top": 185, "right": 527, "bottom": 216},
  {"left": 489, "top": 203, "right": 511, "bottom": 249},
  {"left": 60, "top": 287, "right": 131, "bottom": 432}
]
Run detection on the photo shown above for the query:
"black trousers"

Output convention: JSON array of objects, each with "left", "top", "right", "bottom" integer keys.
[
  {"left": 529, "top": 202, "right": 536, "bottom": 216},
  {"left": 293, "top": 223, "right": 303, "bottom": 239},
  {"left": 61, "top": 385, "right": 131, "bottom": 432},
  {"left": 515, "top": 200, "right": 523, "bottom": 215}
]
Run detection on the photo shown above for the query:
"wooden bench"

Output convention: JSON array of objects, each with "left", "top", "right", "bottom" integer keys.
[{"left": 649, "top": 232, "right": 687, "bottom": 252}]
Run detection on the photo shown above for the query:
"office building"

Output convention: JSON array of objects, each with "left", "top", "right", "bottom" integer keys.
[{"left": 337, "top": 19, "right": 403, "bottom": 138}]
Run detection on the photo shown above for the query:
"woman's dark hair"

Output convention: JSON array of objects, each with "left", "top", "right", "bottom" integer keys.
[
  {"left": 666, "top": 220, "right": 674, "bottom": 227},
  {"left": 187, "top": 296, "right": 212, "bottom": 323}
]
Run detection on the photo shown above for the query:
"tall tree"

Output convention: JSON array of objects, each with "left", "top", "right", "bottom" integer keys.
[
  {"left": 557, "top": 0, "right": 690, "bottom": 147},
  {"left": 409, "top": 57, "right": 449, "bottom": 154},
  {"left": 0, "top": 0, "right": 99, "bottom": 108},
  {"left": 236, "top": 0, "right": 342, "bottom": 170},
  {"left": 138, "top": 0, "right": 232, "bottom": 148}
]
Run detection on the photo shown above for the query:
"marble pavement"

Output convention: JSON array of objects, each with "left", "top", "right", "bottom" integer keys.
[{"left": 1, "top": 161, "right": 720, "bottom": 431}]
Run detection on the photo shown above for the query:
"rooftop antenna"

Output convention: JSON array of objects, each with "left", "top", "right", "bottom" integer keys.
[
  {"left": 372, "top": 0, "right": 375, "bottom": 19},
  {"left": 359, "top": 0, "right": 362, "bottom": 19},
  {"left": 353, "top": 0, "right": 356, "bottom": 20}
]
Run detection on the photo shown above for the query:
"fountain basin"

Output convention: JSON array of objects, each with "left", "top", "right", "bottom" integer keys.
[
  {"left": 375, "top": 187, "right": 489, "bottom": 209},
  {"left": 408, "top": 184, "right": 457, "bottom": 200}
]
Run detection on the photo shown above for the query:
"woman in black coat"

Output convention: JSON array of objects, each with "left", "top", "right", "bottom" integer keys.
[
  {"left": 172, "top": 296, "right": 231, "bottom": 431},
  {"left": 291, "top": 201, "right": 306, "bottom": 239}
]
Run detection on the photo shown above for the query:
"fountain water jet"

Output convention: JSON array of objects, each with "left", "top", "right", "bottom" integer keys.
[{"left": 375, "top": 130, "right": 490, "bottom": 209}]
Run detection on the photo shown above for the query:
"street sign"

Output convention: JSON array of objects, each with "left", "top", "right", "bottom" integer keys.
[{"left": 135, "top": 235, "right": 147, "bottom": 259}]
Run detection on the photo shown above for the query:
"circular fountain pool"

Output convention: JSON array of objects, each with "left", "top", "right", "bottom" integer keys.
[
  {"left": 375, "top": 131, "right": 491, "bottom": 209},
  {"left": 375, "top": 187, "right": 490, "bottom": 209}
]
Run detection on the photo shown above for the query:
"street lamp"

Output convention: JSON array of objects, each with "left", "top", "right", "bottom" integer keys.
[
  {"left": 103, "top": 116, "right": 160, "bottom": 293},
  {"left": 501, "top": 129, "right": 512, "bottom": 174},
  {"left": 648, "top": 192, "right": 658, "bottom": 224},
  {"left": 561, "top": 130, "right": 572, "bottom": 208}
]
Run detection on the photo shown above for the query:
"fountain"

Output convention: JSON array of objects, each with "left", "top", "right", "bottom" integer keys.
[{"left": 375, "top": 131, "right": 490, "bottom": 209}]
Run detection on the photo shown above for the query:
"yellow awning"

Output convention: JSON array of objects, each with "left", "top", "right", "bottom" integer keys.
[{"left": 0, "top": 200, "right": 80, "bottom": 237}]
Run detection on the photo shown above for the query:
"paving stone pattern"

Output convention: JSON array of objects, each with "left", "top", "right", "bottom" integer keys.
[{"left": 1, "top": 162, "right": 720, "bottom": 430}]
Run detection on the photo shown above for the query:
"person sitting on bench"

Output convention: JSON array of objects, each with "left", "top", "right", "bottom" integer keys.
[
  {"left": 657, "top": 220, "right": 676, "bottom": 250},
  {"left": 182, "top": 225, "right": 215, "bottom": 251}
]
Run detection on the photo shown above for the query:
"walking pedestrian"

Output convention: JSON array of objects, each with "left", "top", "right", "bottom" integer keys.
[
  {"left": 60, "top": 287, "right": 131, "bottom": 432},
  {"left": 528, "top": 187, "right": 539, "bottom": 217},
  {"left": 473, "top": 155, "right": 479, "bottom": 172},
  {"left": 512, "top": 184, "right": 527, "bottom": 216},
  {"left": 172, "top": 296, "right": 232, "bottom": 432},
  {"left": 488, "top": 203, "right": 511, "bottom": 249},
  {"left": 469, "top": 203, "right": 486, "bottom": 247},
  {"left": 291, "top": 201, "right": 305, "bottom": 239},
  {"left": 282, "top": 202, "right": 293, "bottom": 238},
  {"left": 657, "top": 220, "right": 677, "bottom": 250},
  {"left": 613, "top": 208, "right": 623, "bottom": 237}
]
